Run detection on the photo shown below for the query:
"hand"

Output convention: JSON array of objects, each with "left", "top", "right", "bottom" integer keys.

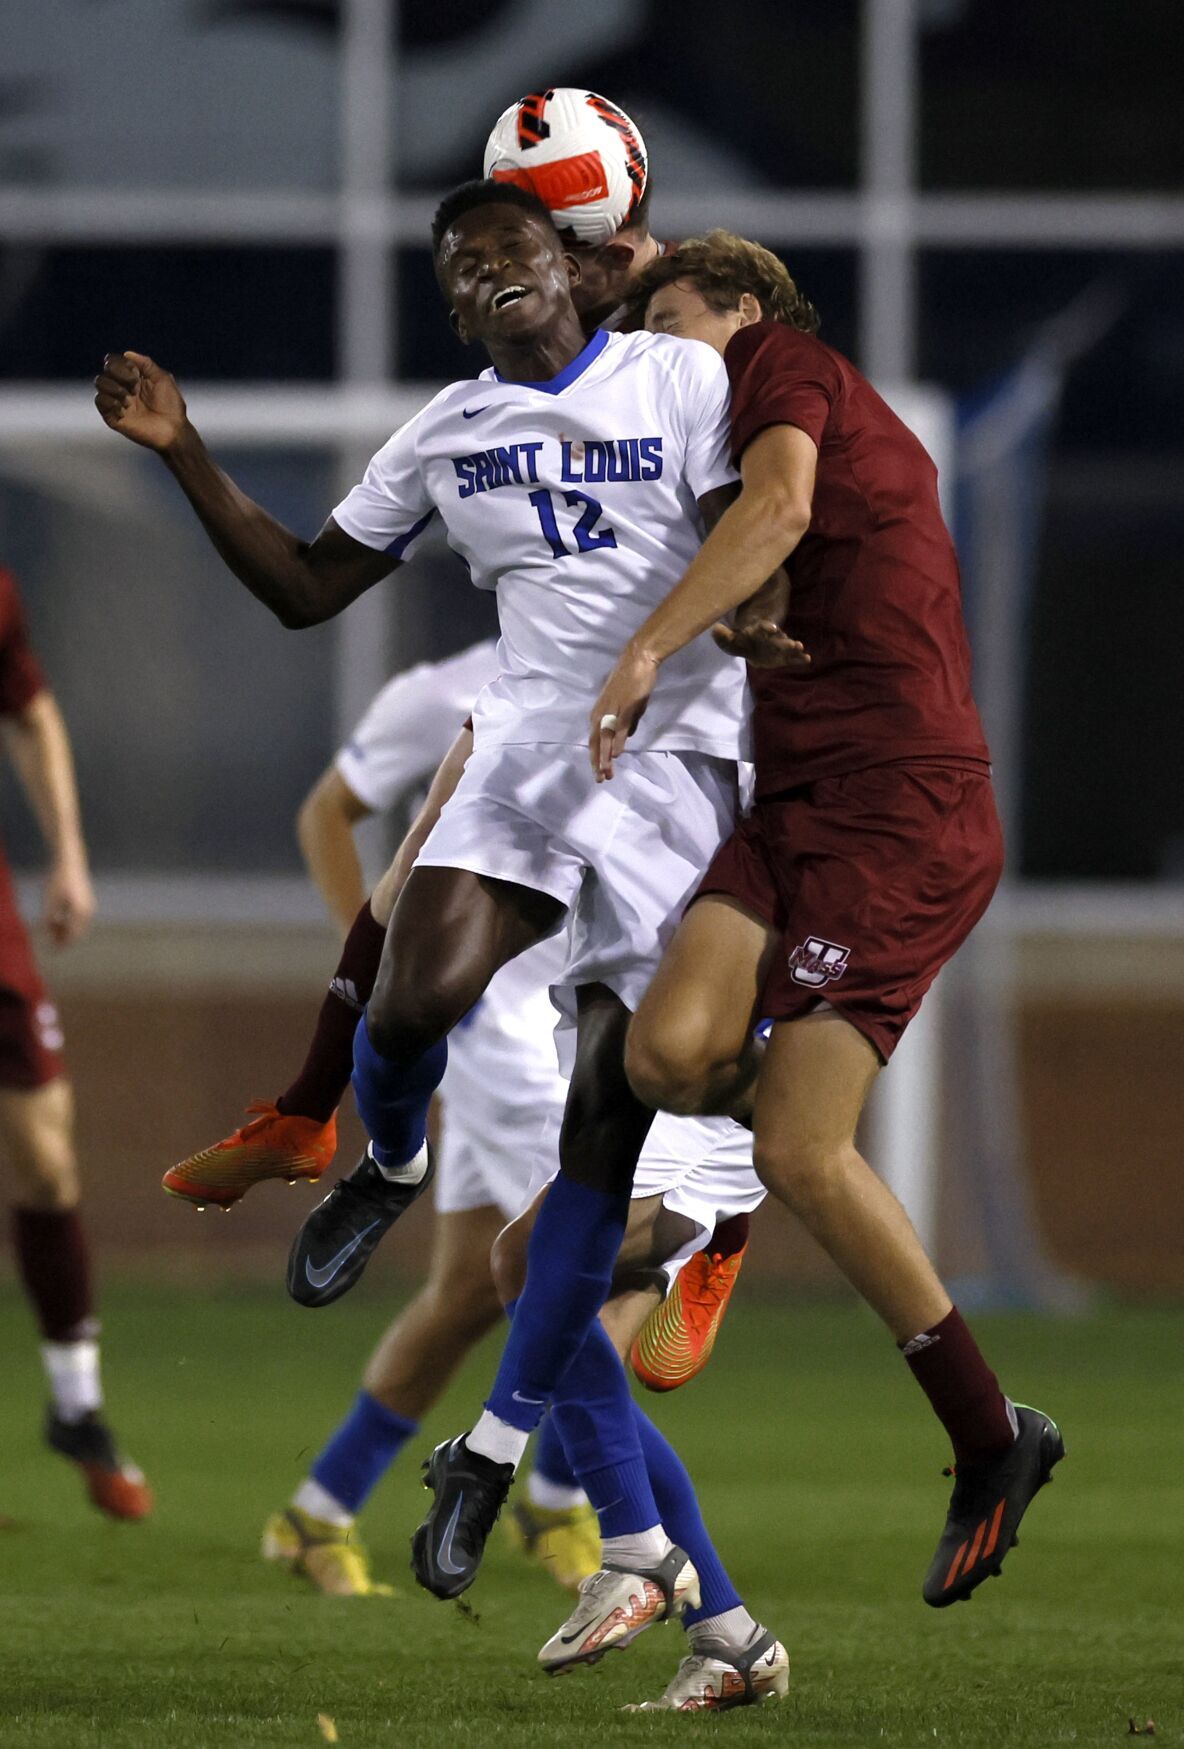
[
  {"left": 712, "top": 619, "right": 811, "bottom": 670},
  {"left": 589, "top": 648, "right": 659, "bottom": 782},
  {"left": 94, "top": 351, "right": 188, "bottom": 451},
  {"left": 43, "top": 856, "right": 96, "bottom": 948}
]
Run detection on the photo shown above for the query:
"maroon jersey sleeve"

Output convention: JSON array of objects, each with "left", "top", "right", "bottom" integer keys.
[
  {"left": 724, "top": 322, "right": 840, "bottom": 462},
  {"left": 0, "top": 568, "right": 48, "bottom": 716}
]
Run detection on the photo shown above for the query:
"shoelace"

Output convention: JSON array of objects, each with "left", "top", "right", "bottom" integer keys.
[{"left": 564, "top": 1569, "right": 625, "bottom": 1632}]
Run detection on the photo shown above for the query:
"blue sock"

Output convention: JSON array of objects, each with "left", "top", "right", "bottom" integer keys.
[
  {"left": 533, "top": 1414, "right": 580, "bottom": 1490},
  {"left": 351, "top": 1011, "right": 448, "bottom": 1167},
  {"left": 549, "top": 1318, "right": 661, "bottom": 1538},
  {"left": 631, "top": 1403, "right": 742, "bottom": 1621},
  {"left": 309, "top": 1390, "right": 418, "bottom": 1515},
  {"left": 484, "top": 1173, "right": 630, "bottom": 1433}
]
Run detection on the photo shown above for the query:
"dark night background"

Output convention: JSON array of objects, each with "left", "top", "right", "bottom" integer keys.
[{"left": 1, "top": 0, "right": 1180, "bottom": 879}]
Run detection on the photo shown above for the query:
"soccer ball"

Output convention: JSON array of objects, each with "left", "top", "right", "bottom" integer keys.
[{"left": 483, "top": 88, "right": 648, "bottom": 246}]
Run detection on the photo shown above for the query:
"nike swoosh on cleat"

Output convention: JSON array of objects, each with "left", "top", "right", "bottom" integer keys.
[
  {"left": 303, "top": 1220, "right": 382, "bottom": 1289},
  {"left": 462, "top": 405, "right": 490, "bottom": 419},
  {"left": 436, "top": 1492, "right": 468, "bottom": 1576}
]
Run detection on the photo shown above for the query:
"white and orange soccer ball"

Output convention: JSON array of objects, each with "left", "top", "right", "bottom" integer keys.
[{"left": 483, "top": 88, "right": 648, "bottom": 247}]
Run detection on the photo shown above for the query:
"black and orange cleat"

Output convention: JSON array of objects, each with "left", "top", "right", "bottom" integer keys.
[
  {"left": 47, "top": 1409, "right": 153, "bottom": 1521},
  {"left": 163, "top": 1102, "right": 337, "bottom": 1210},
  {"left": 631, "top": 1213, "right": 749, "bottom": 1392},
  {"left": 923, "top": 1404, "right": 1064, "bottom": 1607}
]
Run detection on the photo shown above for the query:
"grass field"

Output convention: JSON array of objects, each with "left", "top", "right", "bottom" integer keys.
[{"left": 1, "top": 1283, "right": 1181, "bottom": 1748}]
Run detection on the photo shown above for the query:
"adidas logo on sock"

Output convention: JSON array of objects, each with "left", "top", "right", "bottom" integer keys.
[{"left": 329, "top": 976, "right": 364, "bottom": 1011}]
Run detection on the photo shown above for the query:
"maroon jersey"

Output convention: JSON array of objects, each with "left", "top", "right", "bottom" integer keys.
[
  {"left": 724, "top": 321, "right": 989, "bottom": 796},
  {"left": 0, "top": 567, "right": 47, "bottom": 718}
]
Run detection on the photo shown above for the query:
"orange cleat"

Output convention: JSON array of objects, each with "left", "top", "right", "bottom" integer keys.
[
  {"left": 47, "top": 1411, "right": 154, "bottom": 1521},
  {"left": 162, "top": 1101, "right": 337, "bottom": 1209},
  {"left": 630, "top": 1213, "right": 749, "bottom": 1392}
]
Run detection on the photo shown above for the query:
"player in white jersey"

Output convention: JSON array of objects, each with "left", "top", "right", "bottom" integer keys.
[
  {"left": 247, "top": 641, "right": 763, "bottom": 1597},
  {"left": 96, "top": 179, "right": 783, "bottom": 1700}
]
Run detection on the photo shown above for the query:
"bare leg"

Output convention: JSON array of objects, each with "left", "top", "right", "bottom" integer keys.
[
  {"left": 0, "top": 1079, "right": 80, "bottom": 1210},
  {"left": 753, "top": 1009, "right": 950, "bottom": 1340},
  {"left": 626, "top": 897, "right": 778, "bottom": 1120},
  {"left": 368, "top": 865, "right": 564, "bottom": 1057},
  {"left": 362, "top": 1205, "right": 507, "bottom": 1421}
]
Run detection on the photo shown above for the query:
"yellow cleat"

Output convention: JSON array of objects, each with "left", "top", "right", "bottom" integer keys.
[
  {"left": 631, "top": 1213, "right": 749, "bottom": 1393},
  {"left": 505, "top": 1498, "right": 601, "bottom": 1593},
  {"left": 261, "top": 1506, "right": 394, "bottom": 1598}
]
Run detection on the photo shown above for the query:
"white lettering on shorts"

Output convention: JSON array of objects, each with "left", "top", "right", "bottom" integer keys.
[{"left": 788, "top": 937, "right": 851, "bottom": 989}]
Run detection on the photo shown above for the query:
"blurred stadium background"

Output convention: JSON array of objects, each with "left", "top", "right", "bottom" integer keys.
[{"left": 2, "top": 0, "right": 1180, "bottom": 1305}]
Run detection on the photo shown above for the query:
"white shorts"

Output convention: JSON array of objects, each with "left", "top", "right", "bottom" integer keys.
[
  {"left": 415, "top": 741, "right": 738, "bottom": 1063},
  {"left": 526, "top": 1107, "right": 765, "bottom": 1283},
  {"left": 433, "top": 935, "right": 569, "bottom": 1221}
]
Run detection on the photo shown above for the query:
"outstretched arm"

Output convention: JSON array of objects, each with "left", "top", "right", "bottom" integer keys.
[
  {"left": 0, "top": 690, "right": 95, "bottom": 947},
  {"left": 590, "top": 424, "right": 816, "bottom": 779},
  {"left": 94, "top": 352, "right": 397, "bottom": 627}
]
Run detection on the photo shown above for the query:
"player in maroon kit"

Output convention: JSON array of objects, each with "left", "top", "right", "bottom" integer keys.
[
  {"left": 0, "top": 565, "right": 152, "bottom": 1521},
  {"left": 589, "top": 231, "right": 1063, "bottom": 1609}
]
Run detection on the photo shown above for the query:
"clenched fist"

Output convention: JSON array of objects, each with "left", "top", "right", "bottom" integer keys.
[{"left": 94, "top": 351, "right": 188, "bottom": 452}]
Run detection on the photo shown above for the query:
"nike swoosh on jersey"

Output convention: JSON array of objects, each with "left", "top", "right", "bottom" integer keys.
[
  {"left": 436, "top": 1491, "right": 468, "bottom": 1575},
  {"left": 462, "top": 405, "right": 490, "bottom": 419},
  {"left": 303, "top": 1220, "right": 382, "bottom": 1290},
  {"left": 512, "top": 1390, "right": 545, "bottom": 1406}
]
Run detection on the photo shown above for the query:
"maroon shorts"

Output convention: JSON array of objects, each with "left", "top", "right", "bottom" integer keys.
[
  {"left": 696, "top": 761, "right": 1004, "bottom": 1061},
  {"left": 0, "top": 863, "right": 65, "bottom": 1089}
]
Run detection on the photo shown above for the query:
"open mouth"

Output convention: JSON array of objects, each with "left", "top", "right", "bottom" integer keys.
[{"left": 492, "top": 284, "right": 530, "bottom": 312}]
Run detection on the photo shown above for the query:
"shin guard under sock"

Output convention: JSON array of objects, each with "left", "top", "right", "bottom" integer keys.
[
  {"left": 484, "top": 1173, "right": 630, "bottom": 1434},
  {"left": 351, "top": 1012, "right": 448, "bottom": 1168}
]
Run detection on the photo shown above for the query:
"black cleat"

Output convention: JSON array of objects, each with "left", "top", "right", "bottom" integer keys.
[
  {"left": 411, "top": 1436, "right": 515, "bottom": 1599},
  {"left": 46, "top": 1409, "right": 153, "bottom": 1520},
  {"left": 923, "top": 1403, "right": 1065, "bottom": 1607},
  {"left": 286, "top": 1144, "right": 434, "bottom": 1307}
]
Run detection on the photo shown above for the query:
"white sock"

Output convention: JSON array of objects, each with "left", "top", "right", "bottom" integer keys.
[
  {"left": 292, "top": 1477, "right": 354, "bottom": 1529},
  {"left": 42, "top": 1339, "right": 102, "bottom": 1423},
  {"left": 687, "top": 1606, "right": 760, "bottom": 1651},
  {"left": 601, "top": 1525, "right": 672, "bottom": 1571},
  {"left": 370, "top": 1140, "right": 430, "bottom": 1185},
  {"left": 526, "top": 1469, "right": 588, "bottom": 1512},
  {"left": 466, "top": 1411, "right": 530, "bottom": 1470}
]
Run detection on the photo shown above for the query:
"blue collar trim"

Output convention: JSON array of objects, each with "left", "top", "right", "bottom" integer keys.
[{"left": 493, "top": 328, "right": 609, "bottom": 394}]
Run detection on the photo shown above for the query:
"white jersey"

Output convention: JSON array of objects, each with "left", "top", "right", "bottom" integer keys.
[
  {"left": 333, "top": 328, "right": 747, "bottom": 758},
  {"left": 335, "top": 640, "right": 500, "bottom": 811}
]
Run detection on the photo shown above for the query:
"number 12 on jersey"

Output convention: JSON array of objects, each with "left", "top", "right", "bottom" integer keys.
[{"left": 528, "top": 489, "right": 618, "bottom": 559}]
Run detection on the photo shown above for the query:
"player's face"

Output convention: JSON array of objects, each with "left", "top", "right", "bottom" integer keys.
[
  {"left": 645, "top": 279, "right": 752, "bottom": 355},
  {"left": 439, "top": 206, "right": 579, "bottom": 346}
]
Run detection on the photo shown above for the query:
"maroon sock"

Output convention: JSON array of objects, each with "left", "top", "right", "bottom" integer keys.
[
  {"left": 11, "top": 1205, "right": 96, "bottom": 1342},
  {"left": 277, "top": 899, "right": 388, "bottom": 1123},
  {"left": 902, "top": 1306, "right": 1015, "bottom": 1463},
  {"left": 706, "top": 1212, "right": 750, "bottom": 1258}
]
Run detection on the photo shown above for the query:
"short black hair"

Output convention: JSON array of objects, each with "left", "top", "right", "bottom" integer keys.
[{"left": 431, "top": 178, "right": 557, "bottom": 257}]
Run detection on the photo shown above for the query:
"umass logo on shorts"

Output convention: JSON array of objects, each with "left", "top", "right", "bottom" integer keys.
[{"left": 788, "top": 937, "right": 851, "bottom": 988}]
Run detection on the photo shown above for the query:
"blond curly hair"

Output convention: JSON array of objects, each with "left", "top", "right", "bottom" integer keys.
[{"left": 631, "top": 229, "right": 820, "bottom": 335}]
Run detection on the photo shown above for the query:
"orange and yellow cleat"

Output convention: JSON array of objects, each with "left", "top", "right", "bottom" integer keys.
[
  {"left": 162, "top": 1101, "right": 337, "bottom": 1210},
  {"left": 630, "top": 1213, "right": 749, "bottom": 1392}
]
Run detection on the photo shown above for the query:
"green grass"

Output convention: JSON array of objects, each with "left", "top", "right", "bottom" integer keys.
[{"left": 1, "top": 1285, "right": 1180, "bottom": 1748}]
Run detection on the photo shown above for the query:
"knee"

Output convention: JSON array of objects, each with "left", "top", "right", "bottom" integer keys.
[
  {"left": 2, "top": 1083, "right": 79, "bottom": 1210},
  {"left": 625, "top": 1013, "right": 718, "bottom": 1115},
  {"left": 366, "top": 962, "right": 467, "bottom": 1059},
  {"left": 489, "top": 1215, "right": 531, "bottom": 1307},
  {"left": 753, "top": 1135, "right": 855, "bottom": 1220},
  {"left": 15, "top": 1153, "right": 79, "bottom": 1211}
]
